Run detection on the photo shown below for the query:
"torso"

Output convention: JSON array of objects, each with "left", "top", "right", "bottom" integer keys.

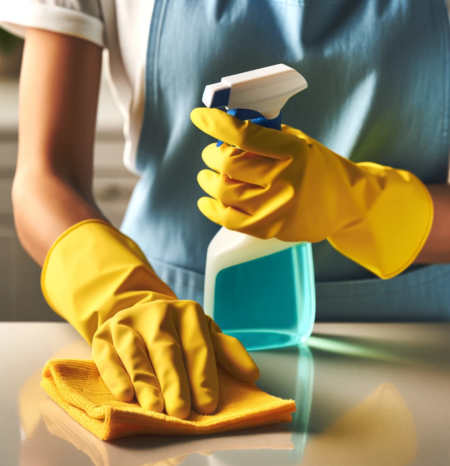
[{"left": 107, "top": 0, "right": 450, "bottom": 321}]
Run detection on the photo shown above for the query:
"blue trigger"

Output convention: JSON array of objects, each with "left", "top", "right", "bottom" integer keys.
[{"left": 216, "top": 109, "right": 282, "bottom": 147}]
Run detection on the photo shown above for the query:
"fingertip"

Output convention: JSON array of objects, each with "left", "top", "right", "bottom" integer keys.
[
  {"left": 212, "top": 333, "right": 261, "bottom": 384},
  {"left": 197, "top": 196, "right": 208, "bottom": 213},
  {"left": 197, "top": 197, "right": 220, "bottom": 221},
  {"left": 112, "top": 384, "right": 135, "bottom": 403},
  {"left": 137, "top": 386, "right": 165, "bottom": 413},
  {"left": 197, "top": 195, "right": 210, "bottom": 206},
  {"left": 197, "top": 169, "right": 211, "bottom": 186},
  {"left": 201, "top": 142, "right": 220, "bottom": 164},
  {"left": 239, "top": 353, "right": 261, "bottom": 384},
  {"left": 198, "top": 170, "right": 220, "bottom": 199},
  {"left": 161, "top": 378, "right": 192, "bottom": 419},
  {"left": 190, "top": 108, "right": 233, "bottom": 139},
  {"left": 92, "top": 342, "right": 136, "bottom": 404},
  {"left": 193, "top": 390, "right": 219, "bottom": 415},
  {"left": 222, "top": 346, "right": 260, "bottom": 384},
  {"left": 190, "top": 107, "right": 202, "bottom": 123},
  {"left": 190, "top": 107, "right": 210, "bottom": 128},
  {"left": 166, "top": 400, "right": 191, "bottom": 420},
  {"left": 241, "top": 362, "right": 260, "bottom": 384}
]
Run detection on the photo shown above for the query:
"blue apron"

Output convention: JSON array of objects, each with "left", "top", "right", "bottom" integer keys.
[{"left": 121, "top": 0, "right": 450, "bottom": 321}]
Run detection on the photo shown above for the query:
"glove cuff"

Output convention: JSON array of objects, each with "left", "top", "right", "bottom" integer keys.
[
  {"left": 329, "top": 166, "right": 434, "bottom": 279},
  {"left": 41, "top": 219, "right": 177, "bottom": 343}
]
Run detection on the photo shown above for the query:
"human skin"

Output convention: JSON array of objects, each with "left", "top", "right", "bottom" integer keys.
[
  {"left": 12, "top": 29, "right": 450, "bottom": 268},
  {"left": 13, "top": 28, "right": 105, "bottom": 266}
]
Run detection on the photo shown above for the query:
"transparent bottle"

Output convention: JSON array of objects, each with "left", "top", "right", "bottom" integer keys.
[{"left": 203, "top": 228, "right": 315, "bottom": 351}]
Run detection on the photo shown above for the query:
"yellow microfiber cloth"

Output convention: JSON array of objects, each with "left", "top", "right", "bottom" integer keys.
[{"left": 41, "top": 359, "right": 296, "bottom": 441}]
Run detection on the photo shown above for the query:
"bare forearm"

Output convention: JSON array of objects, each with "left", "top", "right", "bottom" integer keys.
[
  {"left": 415, "top": 184, "right": 450, "bottom": 263},
  {"left": 14, "top": 29, "right": 104, "bottom": 266},
  {"left": 12, "top": 171, "right": 106, "bottom": 266}
]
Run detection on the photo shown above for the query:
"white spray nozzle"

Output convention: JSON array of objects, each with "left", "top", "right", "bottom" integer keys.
[{"left": 202, "top": 64, "right": 307, "bottom": 120}]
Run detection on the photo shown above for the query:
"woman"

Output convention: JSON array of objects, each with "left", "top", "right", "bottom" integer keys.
[{"left": 1, "top": 0, "right": 449, "bottom": 418}]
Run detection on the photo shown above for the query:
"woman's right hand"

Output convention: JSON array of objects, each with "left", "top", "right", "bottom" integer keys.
[
  {"left": 92, "top": 299, "right": 259, "bottom": 419},
  {"left": 42, "top": 220, "right": 258, "bottom": 420}
]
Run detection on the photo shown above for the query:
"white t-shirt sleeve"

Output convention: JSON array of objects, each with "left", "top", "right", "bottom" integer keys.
[{"left": 0, "top": 0, "right": 104, "bottom": 47}]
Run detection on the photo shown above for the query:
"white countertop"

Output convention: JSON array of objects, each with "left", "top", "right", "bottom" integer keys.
[{"left": 1, "top": 322, "right": 449, "bottom": 465}]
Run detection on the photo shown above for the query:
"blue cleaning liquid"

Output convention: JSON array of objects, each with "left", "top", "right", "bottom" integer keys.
[{"left": 213, "top": 243, "right": 316, "bottom": 351}]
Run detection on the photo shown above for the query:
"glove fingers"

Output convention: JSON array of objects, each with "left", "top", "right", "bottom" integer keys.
[
  {"left": 142, "top": 313, "right": 192, "bottom": 419},
  {"left": 198, "top": 170, "right": 264, "bottom": 215},
  {"left": 198, "top": 196, "right": 249, "bottom": 226},
  {"left": 176, "top": 301, "right": 219, "bottom": 415},
  {"left": 191, "top": 108, "right": 301, "bottom": 158},
  {"left": 202, "top": 143, "right": 279, "bottom": 187},
  {"left": 113, "top": 326, "right": 165, "bottom": 413},
  {"left": 201, "top": 143, "right": 242, "bottom": 174},
  {"left": 92, "top": 324, "right": 135, "bottom": 403},
  {"left": 198, "top": 197, "right": 275, "bottom": 239},
  {"left": 207, "top": 322, "right": 260, "bottom": 384},
  {"left": 281, "top": 124, "right": 314, "bottom": 147}
]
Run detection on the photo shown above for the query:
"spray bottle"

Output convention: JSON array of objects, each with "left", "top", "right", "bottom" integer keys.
[{"left": 202, "top": 64, "right": 315, "bottom": 351}]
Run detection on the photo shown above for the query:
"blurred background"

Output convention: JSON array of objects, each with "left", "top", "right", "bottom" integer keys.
[{"left": 0, "top": 27, "right": 138, "bottom": 321}]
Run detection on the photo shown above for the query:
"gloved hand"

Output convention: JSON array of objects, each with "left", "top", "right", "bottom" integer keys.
[
  {"left": 191, "top": 108, "right": 433, "bottom": 279},
  {"left": 42, "top": 220, "right": 259, "bottom": 419}
]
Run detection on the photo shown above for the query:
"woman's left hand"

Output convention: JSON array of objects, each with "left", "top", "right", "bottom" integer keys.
[{"left": 191, "top": 107, "right": 433, "bottom": 280}]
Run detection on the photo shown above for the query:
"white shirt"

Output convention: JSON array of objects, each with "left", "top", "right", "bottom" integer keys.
[
  {"left": 0, "top": 0, "right": 154, "bottom": 173},
  {"left": 1, "top": 0, "right": 450, "bottom": 173}
]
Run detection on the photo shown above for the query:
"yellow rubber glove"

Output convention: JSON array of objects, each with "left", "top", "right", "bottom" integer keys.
[
  {"left": 191, "top": 108, "right": 433, "bottom": 279},
  {"left": 42, "top": 220, "right": 259, "bottom": 419}
]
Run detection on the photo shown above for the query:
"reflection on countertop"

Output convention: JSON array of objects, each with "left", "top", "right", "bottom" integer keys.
[{"left": 2, "top": 323, "right": 449, "bottom": 465}]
